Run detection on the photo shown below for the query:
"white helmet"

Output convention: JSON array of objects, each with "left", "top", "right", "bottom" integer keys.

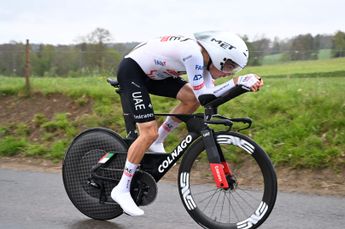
[{"left": 194, "top": 31, "right": 249, "bottom": 73}]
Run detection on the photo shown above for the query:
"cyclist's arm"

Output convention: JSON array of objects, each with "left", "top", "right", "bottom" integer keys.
[
  {"left": 197, "top": 73, "right": 263, "bottom": 105},
  {"left": 182, "top": 47, "right": 234, "bottom": 98},
  {"left": 181, "top": 46, "right": 262, "bottom": 103},
  {"left": 183, "top": 53, "right": 210, "bottom": 98},
  {"left": 193, "top": 72, "right": 235, "bottom": 105},
  {"left": 183, "top": 55, "right": 237, "bottom": 101},
  {"left": 202, "top": 71, "right": 214, "bottom": 88},
  {"left": 202, "top": 72, "right": 236, "bottom": 97}
]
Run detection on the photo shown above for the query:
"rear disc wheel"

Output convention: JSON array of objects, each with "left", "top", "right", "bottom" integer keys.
[{"left": 62, "top": 128, "right": 128, "bottom": 220}]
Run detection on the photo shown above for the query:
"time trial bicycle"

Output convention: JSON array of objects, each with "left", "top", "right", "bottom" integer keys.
[{"left": 62, "top": 78, "right": 277, "bottom": 229}]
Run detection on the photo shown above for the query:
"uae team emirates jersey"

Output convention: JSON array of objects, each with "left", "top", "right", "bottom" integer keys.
[{"left": 125, "top": 35, "right": 214, "bottom": 97}]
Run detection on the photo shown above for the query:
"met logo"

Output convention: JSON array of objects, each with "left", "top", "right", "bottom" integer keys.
[{"left": 211, "top": 38, "right": 236, "bottom": 50}]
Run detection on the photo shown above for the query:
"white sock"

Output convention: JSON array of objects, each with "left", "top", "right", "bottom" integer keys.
[
  {"left": 111, "top": 160, "right": 144, "bottom": 216},
  {"left": 155, "top": 116, "right": 180, "bottom": 143},
  {"left": 116, "top": 160, "right": 138, "bottom": 192}
]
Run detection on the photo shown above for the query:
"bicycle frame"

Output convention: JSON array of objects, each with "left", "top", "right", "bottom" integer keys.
[
  {"left": 92, "top": 113, "right": 226, "bottom": 182},
  {"left": 102, "top": 78, "right": 252, "bottom": 188}
]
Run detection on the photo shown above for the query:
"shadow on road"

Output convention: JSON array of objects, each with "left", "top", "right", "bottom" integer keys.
[{"left": 69, "top": 219, "right": 125, "bottom": 229}]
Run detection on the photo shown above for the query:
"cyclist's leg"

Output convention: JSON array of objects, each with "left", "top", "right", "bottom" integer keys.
[
  {"left": 127, "top": 121, "right": 158, "bottom": 163},
  {"left": 147, "top": 77, "right": 199, "bottom": 115},
  {"left": 173, "top": 83, "right": 200, "bottom": 115},
  {"left": 147, "top": 78, "right": 199, "bottom": 151},
  {"left": 112, "top": 58, "right": 158, "bottom": 216}
]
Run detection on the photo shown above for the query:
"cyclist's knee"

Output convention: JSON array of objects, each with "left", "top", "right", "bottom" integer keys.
[
  {"left": 137, "top": 121, "right": 159, "bottom": 142},
  {"left": 177, "top": 84, "right": 200, "bottom": 108},
  {"left": 142, "top": 128, "right": 158, "bottom": 144},
  {"left": 189, "top": 96, "right": 200, "bottom": 108},
  {"left": 183, "top": 95, "right": 200, "bottom": 110}
]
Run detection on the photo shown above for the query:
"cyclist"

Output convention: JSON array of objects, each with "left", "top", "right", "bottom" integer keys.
[{"left": 111, "top": 31, "right": 264, "bottom": 216}]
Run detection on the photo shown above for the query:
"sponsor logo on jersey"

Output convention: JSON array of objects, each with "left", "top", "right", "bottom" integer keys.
[
  {"left": 147, "top": 69, "right": 185, "bottom": 80},
  {"left": 147, "top": 70, "right": 168, "bottom": 79},
  {"left": 195, "top": 65, "right": 203, "bottom": 70},
  {"left": 160, "top": 36, "right": 191, "bottom": 42},
  {"left": 193, "top": 74, "right": 202, "bottom": 81},
  {"left": 154, "top": 59, "right": 166, "bottom": 66},
  {"left": 165, "top": 69, "right": 180, "bottom": 77}
]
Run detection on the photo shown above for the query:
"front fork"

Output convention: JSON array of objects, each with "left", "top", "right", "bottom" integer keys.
[{"left": 201, "top": 129, "right": 237, "bottom": 190}]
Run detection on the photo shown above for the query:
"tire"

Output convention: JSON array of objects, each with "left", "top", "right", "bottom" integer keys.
[
  {"left": 62, "top": 128, "right": 128, "bottom": 220},
  {"left": 178, "top": 131, "right": 277, "bottom": 229}
]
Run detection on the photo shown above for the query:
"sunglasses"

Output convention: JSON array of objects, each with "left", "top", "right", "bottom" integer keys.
[{"left": 220, "top": 59, "right": 242, "bottom": 74}]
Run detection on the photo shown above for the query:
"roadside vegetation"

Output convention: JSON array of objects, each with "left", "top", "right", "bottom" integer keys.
[{"left": 0, "top": 57, "right": 344, "bottom": 169}]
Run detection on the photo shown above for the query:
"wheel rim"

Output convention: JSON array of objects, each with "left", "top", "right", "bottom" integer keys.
[{"left": 180, "top": 133, "right": 276, "bottom": 228}]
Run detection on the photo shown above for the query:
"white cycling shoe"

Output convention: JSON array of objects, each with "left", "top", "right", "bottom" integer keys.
[
  {"left": 111, "top": 187, "right": 144, "bottom": 216},
  {"left": 148, "top": 142, "right": 166, "bottom": 154}
]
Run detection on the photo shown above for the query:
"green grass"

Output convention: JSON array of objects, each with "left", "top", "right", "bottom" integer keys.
[
  {"left": 1, "top": 57, "right": 345, "bottom": 169},
  {"left": 262, "top": 49, "right": 333, "bottom": 65},
  {"left": 0, "top": 137, "right": 27, "bottom": 156},
  {"left": 262, "top": 53, "right": 284, "bottom": 65},
  {"left": 239, "top": 57, "right": 345, "bottom": 77},
  {"left": 0, "top": 76, "right": 119, "bottom": 101},
  {"left": 318, "top": 49, "right": 332, "bottom": 60},
  {"left": 224, "top": 77, "right": 345, "bottom": 168}
]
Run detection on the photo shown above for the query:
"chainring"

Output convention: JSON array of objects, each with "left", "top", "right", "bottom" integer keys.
[{"left": 130, "top": 170, "right": 158, "bottom": 206}]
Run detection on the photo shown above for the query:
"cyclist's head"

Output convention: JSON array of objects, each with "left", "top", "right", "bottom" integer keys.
[{"left": 194, "top": 31, "right": 249, "bottom": 75}]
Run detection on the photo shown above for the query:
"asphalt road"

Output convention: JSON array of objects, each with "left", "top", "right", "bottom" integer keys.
[{"left": 0, "top": 168, "right": 344, "bottom": 229}]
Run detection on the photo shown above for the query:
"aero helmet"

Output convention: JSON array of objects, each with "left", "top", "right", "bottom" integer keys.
[{"left": 194, "top": 31, "right": 249, "bottom": 74}]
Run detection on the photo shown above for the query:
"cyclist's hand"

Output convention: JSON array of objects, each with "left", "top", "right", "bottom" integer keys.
[{"left": 235, "top": 74, "right": 263, "bottom": 92}]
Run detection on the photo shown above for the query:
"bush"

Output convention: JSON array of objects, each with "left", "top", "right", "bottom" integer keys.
[
  {"left": 0, "top": 137, "right": 27, "bottom": 156},
  {"left": 24, "top": 143, "right": 48, "bottom": 157},
  {"left": 47, "top": 140, "right": 68, "bottom": 160},
  {"left": 32, "top": 113, "right": 48, "bottom": 127},
  {"left": 15, "top": 123, "right": 30, "bottom": 137},
  {"left": 42, "top": 113, "right": 71, "bottom": 132}
]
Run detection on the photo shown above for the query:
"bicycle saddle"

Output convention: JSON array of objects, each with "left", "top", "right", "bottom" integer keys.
[{"left": 107, "top": 78, "right": 119, "bottom": 88}]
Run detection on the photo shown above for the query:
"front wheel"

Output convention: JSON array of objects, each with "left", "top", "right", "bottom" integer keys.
[{"left": 178, "top": 132, "right": 277, "bottom": 229}]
